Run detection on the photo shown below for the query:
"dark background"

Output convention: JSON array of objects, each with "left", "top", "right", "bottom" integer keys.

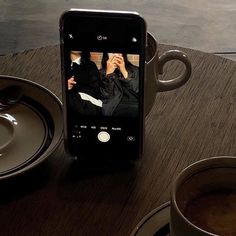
[{"left": 0, "top": 0, "right": 235, "bottom": 60}]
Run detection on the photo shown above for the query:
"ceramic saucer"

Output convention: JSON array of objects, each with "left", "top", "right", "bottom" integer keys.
[
  {"left": 0, "top": 75, "right": 63, "bottom": 179},
  {"left": 131, "top": 202, "right": 170, "bottom": 236}
]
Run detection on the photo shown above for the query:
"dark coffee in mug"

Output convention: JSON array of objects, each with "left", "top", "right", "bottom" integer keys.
[
  {"left": 171, "top": 157, "right": 236, "bottom": 236},
  {"left": 184, "top": 189, "right": 236, "bottom": 236}
]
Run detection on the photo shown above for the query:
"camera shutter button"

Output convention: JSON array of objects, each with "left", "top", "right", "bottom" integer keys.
[{"left": 97, "top": 131, "right": 110, "bottom": 142}]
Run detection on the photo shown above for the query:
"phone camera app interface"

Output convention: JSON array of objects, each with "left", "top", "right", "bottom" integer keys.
[{"left": 62, "top": 14, "right": 144, "bottom": 158}]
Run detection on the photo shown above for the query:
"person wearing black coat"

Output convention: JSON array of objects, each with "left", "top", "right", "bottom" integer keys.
[
  {"left": 100, "top": 53, "right": 139, "bottom": 117},
  {"left": 67, "top": 51, "right": 102, "bottom": 116}
]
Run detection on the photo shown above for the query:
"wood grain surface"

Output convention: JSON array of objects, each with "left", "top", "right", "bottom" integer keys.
[{"left": 0, "top": 44, "right": 236, "bottom": 235}]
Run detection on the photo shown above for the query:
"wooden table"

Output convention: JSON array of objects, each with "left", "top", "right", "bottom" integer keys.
[{"left": 0, "top": 44, "right": 236, "bottom": 236}]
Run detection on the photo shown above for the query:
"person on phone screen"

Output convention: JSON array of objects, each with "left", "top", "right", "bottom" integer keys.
[
  {"left": 100, "top": 53, "right": 139, "bottom": 117},
  {"left": 67, "top": 51, "right": 102, "bottom": 115}
]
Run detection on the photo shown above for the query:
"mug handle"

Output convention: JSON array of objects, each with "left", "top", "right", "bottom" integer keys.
[{"left": 156, "top": 50, "right": 192, "bottom": 92}]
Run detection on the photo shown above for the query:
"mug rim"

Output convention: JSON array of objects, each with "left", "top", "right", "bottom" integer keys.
[{"left": 171, "top": 155, "right": 236, "bottom": 236}]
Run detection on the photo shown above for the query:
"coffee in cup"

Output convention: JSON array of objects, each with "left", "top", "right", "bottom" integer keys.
[
  {"left": 184, "top": 188, "right": 236, "bottom": 235},
  {"left": 171, "top": 156, "right": 236, "bottom": 236}
]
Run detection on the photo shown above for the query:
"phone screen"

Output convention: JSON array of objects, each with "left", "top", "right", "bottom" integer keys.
[{"left": 60, "top": 10, "right": 146, "bottom": 160}]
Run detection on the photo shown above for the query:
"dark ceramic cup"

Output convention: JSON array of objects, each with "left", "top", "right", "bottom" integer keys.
[
  {"left": 145, "top": 33, "right": 192, "bottom": 116},
  {"left": 171, "top": 156, "right": 236, "bottom": 236}
]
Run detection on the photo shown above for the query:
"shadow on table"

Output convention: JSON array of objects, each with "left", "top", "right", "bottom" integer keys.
[
  {"left": 64, "top": 158, "right": 136, "bottom": 180},
  {"left": 56, "top": 158, "right": 140, "bottom": 205},
  {"left": 0, "top": 161, "right": 52, "bottom": 204}
]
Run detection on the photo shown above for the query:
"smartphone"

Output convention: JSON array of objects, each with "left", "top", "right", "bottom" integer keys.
[{"left": 60, "top": 9, "right": 146, "bottom": 161}]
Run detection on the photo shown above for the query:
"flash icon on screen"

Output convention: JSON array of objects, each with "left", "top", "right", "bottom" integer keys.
[{"left": 69, "top": 34, "right": 73, "bottom": 39}]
